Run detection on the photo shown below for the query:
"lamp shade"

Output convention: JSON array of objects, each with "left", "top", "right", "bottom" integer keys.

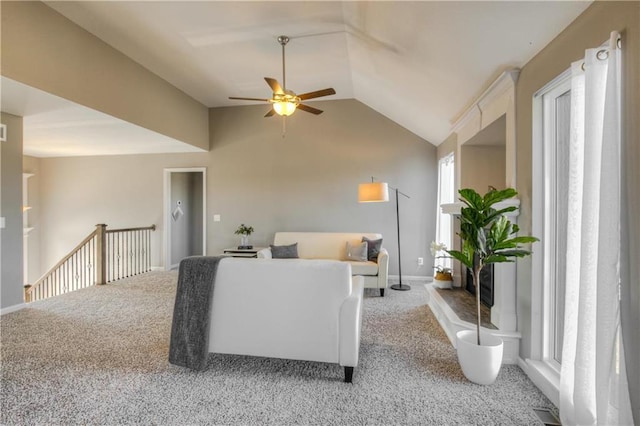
[{"left": 358, "top": 182, "right": 389, "bottom": 202}]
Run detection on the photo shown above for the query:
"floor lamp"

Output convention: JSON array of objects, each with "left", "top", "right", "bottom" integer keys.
[{"left": 358, "top": 178, "right": 411, "bottom": 291}]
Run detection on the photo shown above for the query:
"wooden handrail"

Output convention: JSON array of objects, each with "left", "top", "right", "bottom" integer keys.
[
  {"left": 25, "top": 223, "right": 156, "bottom": 301},
  {"left": 106, "top": 224, "right": 156, "bottom": 233},
  {"left": 26, "top": 229, "right": 98, "bottom": 294}
]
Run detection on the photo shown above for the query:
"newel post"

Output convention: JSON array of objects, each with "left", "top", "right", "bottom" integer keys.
[{"left": 95, "top": 224, "right": 107, "bottom": 285}]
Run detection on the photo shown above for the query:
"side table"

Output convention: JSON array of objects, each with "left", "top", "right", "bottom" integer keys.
[{"left": 222, "top": 247, "right": 266, "bottom": 258}]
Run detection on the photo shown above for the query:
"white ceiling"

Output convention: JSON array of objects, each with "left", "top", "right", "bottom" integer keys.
[{"left": 8, "top": 1, "right": 592, "bottom": 156}]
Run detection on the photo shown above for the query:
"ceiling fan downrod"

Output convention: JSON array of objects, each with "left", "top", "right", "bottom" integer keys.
[{"left": 278, "top": 35, "right": 289, "bottom": 90}]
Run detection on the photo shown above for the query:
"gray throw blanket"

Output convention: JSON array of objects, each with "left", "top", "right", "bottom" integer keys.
[{"left": 169, "top": 256, "right": 225, "bottom": 370}]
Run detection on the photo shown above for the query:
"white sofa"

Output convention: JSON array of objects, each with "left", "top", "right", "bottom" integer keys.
[
  {"left": 208, "top": 257, "right": 364, "bottom": 382},
  {"left": 257, "top": 232, "right": 389, "bottom": 296}
]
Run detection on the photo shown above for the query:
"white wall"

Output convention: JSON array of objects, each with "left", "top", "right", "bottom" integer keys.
[
  {"left": 22, "top": 156, "right": 41, "bottom": 284},
  {"left": 189, "top": 173, "right": 203, "bottom": 256}
]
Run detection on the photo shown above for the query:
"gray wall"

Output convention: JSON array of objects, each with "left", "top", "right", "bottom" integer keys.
[
  {"left": 169, "top": 171, "right": 203, "bottom": 267},
  {"left": 1, "top": 112, "right": 24, "bottom": 310},
  {"left": 170, "top": 172, "right": 192, "bottom": 267},
  {"left": 33, "top": 99, "right": 438, "bottom": 278},
  {"left": 460, "top": 146, "right": 506, "bottom": 192}
]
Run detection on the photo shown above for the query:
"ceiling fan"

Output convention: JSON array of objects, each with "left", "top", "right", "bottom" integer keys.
[{"left": 229, "top": 35, "right": 336, "bottom": 118}]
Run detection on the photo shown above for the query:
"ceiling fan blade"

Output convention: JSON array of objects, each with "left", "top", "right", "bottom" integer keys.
[
  {"left": 264, "top": 77, "right": 284, "bottom": 95},
  {"left": 229, "top": 96, "right": 270, "bottom": 102},
  {"left": 297, "top": 88, "right": 336, "bottom": 101},
  {"left": 297, "top": 103, "right": 324, "bottom": 115},
  {"left": 264, "top": 109, "right": 275, "bottom": 118}
]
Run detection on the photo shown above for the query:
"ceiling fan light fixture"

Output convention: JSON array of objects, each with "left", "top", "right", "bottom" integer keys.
[{"left": 273, "top": 100, "right": 297, "bottom": 116}]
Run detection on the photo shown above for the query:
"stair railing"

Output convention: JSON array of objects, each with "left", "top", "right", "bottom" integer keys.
[{"left": 24, "top": 224, "right": 156, "bottom": 303}]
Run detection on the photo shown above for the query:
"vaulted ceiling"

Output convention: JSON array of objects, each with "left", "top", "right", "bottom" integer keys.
[{"left": 10, "top": 1, "right": 592, "bottom": 155}]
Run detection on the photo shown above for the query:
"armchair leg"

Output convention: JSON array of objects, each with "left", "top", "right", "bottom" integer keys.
[
  {"left": 380, "top": 288, "right": 385, "bottom": 297},
  {"left": 344, "top": 367, "right": 354, "bottom": 383}
]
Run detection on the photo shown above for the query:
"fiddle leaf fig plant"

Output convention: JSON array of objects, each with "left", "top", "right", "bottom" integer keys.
[{"left": 446, "top": 188, "right": 538, "bottom": 345}]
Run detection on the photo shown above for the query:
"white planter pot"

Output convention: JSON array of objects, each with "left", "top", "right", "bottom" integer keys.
[
  {"left": 456, "top": 330, "right": 504, "bottom": 385},
  {"left": 433, "top": 279, "right": 453, "bottom": 289}
]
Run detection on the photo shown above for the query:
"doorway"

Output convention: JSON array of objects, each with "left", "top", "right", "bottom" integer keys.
[{"left": 163, "top": 168, "right": 207, "bottom": 270}]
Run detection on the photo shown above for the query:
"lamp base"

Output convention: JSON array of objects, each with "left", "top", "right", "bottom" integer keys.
[{"left": 390, "top": 283, "right": 411, "bottom": 291}]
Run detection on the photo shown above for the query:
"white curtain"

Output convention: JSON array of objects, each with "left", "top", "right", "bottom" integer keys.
[{"left": 559, "top": 32, "right": 633, "bottom": 426}]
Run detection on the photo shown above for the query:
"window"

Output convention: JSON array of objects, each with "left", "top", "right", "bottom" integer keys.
[
  {"left": 435, "top": 153, "right": 455, "bottom": 269},
  {"left": 541, "top": 78, "right": 571, "bottom": 367},
  {"left": 528, "top": 68, "right": 572, "bottom": 403}
]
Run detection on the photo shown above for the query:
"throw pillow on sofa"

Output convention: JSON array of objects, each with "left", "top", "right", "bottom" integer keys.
[
  {"left": 345, "top": 241, "right": 368, "bottom": 262},
  {"left": 362, "top": 237, "right": 383, "bottom": 262},
  {"left": 270, "top": 243, "right": 299, "bottom": 259}
]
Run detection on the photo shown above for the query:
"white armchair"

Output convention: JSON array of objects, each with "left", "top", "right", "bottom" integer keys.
[{"left": 208, "top": 258, "right": 364, "bottom": 382}]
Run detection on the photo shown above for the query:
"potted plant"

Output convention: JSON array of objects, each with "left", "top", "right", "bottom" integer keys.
[
  {"left": 446, "top": 188, "right": 537, "bottom": 385},
  {"left": 431, "top": 241, "right": 453, "bottom": 288},
  {"left": 234, "top": 224, "right": 254, "bottom": 249}
]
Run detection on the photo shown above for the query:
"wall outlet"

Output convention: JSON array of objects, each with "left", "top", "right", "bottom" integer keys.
[
  {"left": 213, "top": 214, "right": 221, "bottom": 222},
  {"left": 417, "top": 257, "right": 424, "bottom": 266}
]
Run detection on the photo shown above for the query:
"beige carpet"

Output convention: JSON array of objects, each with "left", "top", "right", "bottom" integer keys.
[{"left": 1, "top": 271, "right": 554, "bottom": 425}]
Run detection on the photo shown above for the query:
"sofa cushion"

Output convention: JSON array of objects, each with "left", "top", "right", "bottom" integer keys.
[
  {"left": 362, "top": 237, "right": 383, "bottom": 262},
  {"left": 346, "top": 260, "right": 379, "bottom": 276},
  {"left": 345, "top": 241, "right": 368, "bottom": 262},
  {"left": 270, "top": 243, "right": 299, "bottom": 259}
]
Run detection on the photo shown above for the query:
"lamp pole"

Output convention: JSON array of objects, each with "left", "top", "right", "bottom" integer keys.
[{"left": 390, "top": 187, "right": 410, "bottom": 291}]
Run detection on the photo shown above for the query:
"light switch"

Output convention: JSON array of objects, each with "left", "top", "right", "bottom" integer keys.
[
  {"left": 0, "top": 217, "right": 5, "bottom": 229},
  {"left": 213, "top": 214, "right": 221, "bottom": 222}
]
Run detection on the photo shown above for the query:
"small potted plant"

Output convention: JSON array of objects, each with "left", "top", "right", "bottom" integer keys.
[
  {"left": 431, "top": 241, "right": 453, "bottom": 288},
  {"left": 447, "top": 187, "right": 537, "bottom": 385},
  {"left": 234, "top": 224, "right": 254, "bottom": 249}
]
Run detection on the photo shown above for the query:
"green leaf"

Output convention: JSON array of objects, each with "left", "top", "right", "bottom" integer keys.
[
  {"left": 459, "top": 188, "right": 483, "bottom": 210},
  {"left": 484, "top": 207, "right": 517, "bottom": 225},
  {"left": 506, "top": 236, "right": 539, "bottom": 244},
  {"left": 493, "top": 249, "right": 532, "bottom": 258},
  {"left": 483, "top": 188, "right": 518, "bottom": 207},
  {"left": 489, "top": 216, "right": 510, "bottom": 244},
  {"left": 446, "top": 250, "right": 473, "bottom": 269},
  {"left": 476, "top": 227, "right": 487, "bottom": 256}
]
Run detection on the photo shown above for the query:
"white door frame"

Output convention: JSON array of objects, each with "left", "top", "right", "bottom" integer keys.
[{"left": 163, "top": 167, "right": 207, "bottom": 270}]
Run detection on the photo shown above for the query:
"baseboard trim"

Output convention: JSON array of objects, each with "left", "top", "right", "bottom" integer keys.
[
  {"left": 150, "top": 266, "right": 164, "bottom": 271},
  {"left": 388, "top": 274, "right": 430, "bottom": 282},
  {"left": 1, "top": 303, "right": 26, "bottom": 316}
]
